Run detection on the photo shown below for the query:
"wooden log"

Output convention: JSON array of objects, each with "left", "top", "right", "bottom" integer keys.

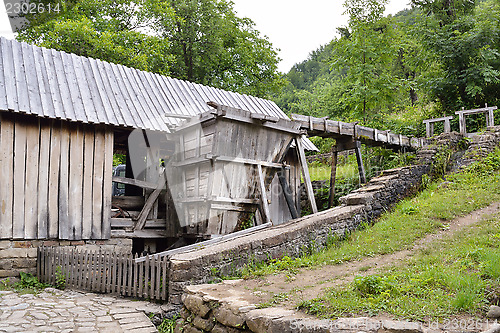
[
  {"left": 58, "top": 123, "right": 70, "bottom": 239},
  {"left": 355, "top": 141, "right": 367, "bottom": 184},
  {"left": 257, "top": 164, "right": 271, "bottom": 224},
  {"left": 48, "top": 121, "right": 61, "bottom": 239},
  {"left": 295, "top": 137, "right": 318, "bottom": 214},
  {"left": 112, "top": 196, "right": 145, "bottom": 210},
  {"left": 328, "top": 146, "right": 338, "bottom": 209},
  {"left": 133, "top": 182, "right": 164, "bottom": 230},
  {"left": 277, "top": 169, "right": 299, "bottom": 219}
]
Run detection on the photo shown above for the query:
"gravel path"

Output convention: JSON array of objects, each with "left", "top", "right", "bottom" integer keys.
[{"left": 0, "top": 288, "right": 158, "bottom": 332}]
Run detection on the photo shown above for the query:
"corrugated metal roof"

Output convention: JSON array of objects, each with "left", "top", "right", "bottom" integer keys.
[{"left": 0, "top": 37, "right": 318, "bottom": 150}]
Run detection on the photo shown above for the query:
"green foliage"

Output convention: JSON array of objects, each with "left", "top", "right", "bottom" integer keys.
[
  {"left": 18, "top": 0, "right": 175, "bottom": 74},
  {"left": 13, "top": 272, "right": 49, "bottom": 293},
  {"left": 332, "top": 0, "right": 404, "bottom": 122},
  {"left": 160, "top": 0, "right": 285, "bottom": 97},
  {"left": 113, "top": 154, "right": 126, "bottom": 167},
  {"left": 157, "top": 316, "right": 178, "bottom": 333},
  {"left": 17, "top": 0, "right": 284, "bottom": 97},
  {"left": 353, "top": 275, "right": 399, "bottom": 297},
  {"left": 55, "top": 266, "right": 67, "bottom": 290},
  {"left": 242, "top": 149, "right": 500, "bottom": 281},
  {"left": 410, "top": 0, "right": 500, "bottom": 110}
]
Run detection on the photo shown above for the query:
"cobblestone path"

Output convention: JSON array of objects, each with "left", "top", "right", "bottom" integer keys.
[{"left": 0, "top": 288, "right": 158, "bottom": 332}]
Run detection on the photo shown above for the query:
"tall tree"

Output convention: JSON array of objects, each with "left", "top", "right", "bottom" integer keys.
[
  {"left": 411, "top": 0, "right": 500, "bottom": 109},
  {"left": 17, "top": 0, "right": 174, "bottom": 74},
  {"left": 331, "top": 0, "right": 402, "bottom": 123},
  {"left": 16, "top": 0, "right": 284, "bottom": 97},
  {"left": 156, "top": 0, "right": 284, "bottom": 97}
]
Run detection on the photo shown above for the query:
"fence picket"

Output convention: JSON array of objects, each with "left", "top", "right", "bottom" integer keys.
[{"left": 38, "top": 247, "right": 168, "bottom": 301}]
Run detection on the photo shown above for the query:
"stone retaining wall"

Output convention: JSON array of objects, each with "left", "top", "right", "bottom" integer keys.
[
  {"left": 174, "top": 282, "right": 427, "bottom": 333},
  {"left": 0, "top": 239, "right": 132, "bottom": 278},
  {"left": 166, "top": 164, "right": 429, "bottom": 305}
]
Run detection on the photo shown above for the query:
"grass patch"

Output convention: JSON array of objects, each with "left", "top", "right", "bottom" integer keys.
[
  {"left": 298, "top": 213, "right": 500, "bottom": 320},
  {"left": 242, "top": 149, "right": 500, "bottom": 280}
]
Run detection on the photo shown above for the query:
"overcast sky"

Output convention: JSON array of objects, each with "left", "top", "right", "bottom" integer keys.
[{"left": 0, "top": 0, "right": 411, "bottom": 73}]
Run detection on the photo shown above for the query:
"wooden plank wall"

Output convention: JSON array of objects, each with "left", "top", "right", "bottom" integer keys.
[{"left": 0, "top": 113, "right": 113, "bottom": 240}]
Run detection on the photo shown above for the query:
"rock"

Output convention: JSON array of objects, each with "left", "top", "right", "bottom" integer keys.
[
  {"left": 214, "top": 306, "right": 245, "bottom": 329},
  {"left": 183, "top": 325, "right": 203, "bottom": 333},
  {"left": 183, "top": 294, "right": 211, "bottom": 318},
  {"left": 180, "top": 307, "right": 191, "bottom": 320},
  {"left": 487, "top": 305, "right": 500, "bottom": 319},
  {"left": 173, "top": 319, "right": 184, "bottom": 333},
  {"left": 211, "top": 323, "right": 242, "bottom": 333},
  {"left": 192, "top": 315, "right": 215, "bottom": 331}
]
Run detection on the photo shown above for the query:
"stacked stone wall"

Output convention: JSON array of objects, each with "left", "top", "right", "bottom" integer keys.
[{"left": 0, "top": 239, "right": 132, "bottom": 278}]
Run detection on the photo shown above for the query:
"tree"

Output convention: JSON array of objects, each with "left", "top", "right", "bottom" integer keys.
[
  {"left": 16, "top": 0, "right": 284, "bottom": 97},
  {"left": 331, "top": 0, "right": 402, "bottom": 123},
  {"left": 411, "top": 0, "right": 500, "bottom": 110},
  {"left": 156, "top": 0, "right": 284, "bottom": 97},
  {"left": 17, "top": 0, "right": 174, "bottom": 74}
]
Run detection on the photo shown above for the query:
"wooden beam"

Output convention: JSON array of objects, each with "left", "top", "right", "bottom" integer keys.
[
  {"left": 257, "top": 164, "right": 272, "bottom": 223},
  {"left": 354, "top": 141, "right": 367, "bottom": 184},
  {"left": 296, "top": 137, "right": 318, "bottom": 214},
  {"left": 133, "top": 180, "right": 165, "bottom": 230},
  {"left": 328, "top": 146, "right": 338, "bottom": 209},
  {"left": 277, "top": 168, "right": 299, "bottom": 219},
  {"left": 112, "top": 176, "right": 158, "bottom": 190}
]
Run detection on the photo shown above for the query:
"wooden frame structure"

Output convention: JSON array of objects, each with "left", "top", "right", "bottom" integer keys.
[
  {"left": 166, "top": 103, "right": 317, "bottom": 238},
  {"left": 455, "top": 104, "right": 498, "bottom": 136},
  {"left": 291, "top": 114, "right": 424, "bottom": 209},
  {"left": 423, "top": 116, "right": 454, "bottom": 137}
]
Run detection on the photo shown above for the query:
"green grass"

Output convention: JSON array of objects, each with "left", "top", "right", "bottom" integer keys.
[
  {"left": 298, "top": 212, "right": 500, "bottom": 320},
  {"left": 242, "top": 149, "right": 500, "bottom": 279},
  {"left": 241, "top": 148, "right": 500, "bottom": 320},
  {"left": 308, "top": 161, "right": 358, "bottom": 182}
]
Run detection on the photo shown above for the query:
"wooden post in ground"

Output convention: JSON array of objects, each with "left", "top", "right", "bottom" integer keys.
[
  {"left": 354, "top": 141, "right": 367, "bottom": 185},
  {"left": 328, "top": 144, "right": 338, "bottom": 209},
  {"left": 277, "top": 168, "right": 299, "bottom": 219},
  {"left": 257, "top": 164, "right": 272, "bottom": 224},
  {"left": 296, "top": 137, "right": 318, "bottom": 214}
]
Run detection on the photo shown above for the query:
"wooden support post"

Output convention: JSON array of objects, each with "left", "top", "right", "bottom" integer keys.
[
  {"left": 487, "top": 104, "right": 495, "bottom": 127},
  {"left": 277, "top": 168, "right": 299, "bottom": 219},
  {"left": 444, "top": 118, "right": 451, "bottom": 133},
  {"left": 328, "top": 145, "right": 338, "bottom": 209},
  {"left": 257, "top": 164, "right": 272, "bottom": 224},
  {"left": 295, "top": 137, "right": 318, "bottom": 214},
  {"left": 354, "top": 141, "right": 367, "bottom": 185},
  {"left": 133, "top": 174, "right": 166, "bottom": 231},
  {"left": 459, "top": 107, "right": 467, "bottom": 135},
  {"left": 425, "top": 122, "right": 431, "bottom": 137}
]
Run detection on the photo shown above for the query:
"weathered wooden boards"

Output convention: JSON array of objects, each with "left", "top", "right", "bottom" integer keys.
[
  {"left": 423, "top": 116, "right": 454, "bottom": 137},
  {"left": 169, "top": 105, "right": 303, "bottom": 236},
  {"left": 455, "top": 104, "right": 498, "bottom": 136},
  {"left": 38, "top": 246, "right": 168, "bottom": 301},
  {"left": 0, "top": 113, "right": 113, "bottom": 240},
  {"left": 291, "top": 114, "right": 423, "bottom": 151}
]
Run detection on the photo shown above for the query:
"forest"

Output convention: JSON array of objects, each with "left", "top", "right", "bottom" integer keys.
[{"left": 16, "top": 0, "right": 500, "bottom": 139}]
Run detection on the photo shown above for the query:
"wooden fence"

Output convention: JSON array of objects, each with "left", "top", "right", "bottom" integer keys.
[{"left": 37, "top": 247, "right": 168, "bottom": 301}]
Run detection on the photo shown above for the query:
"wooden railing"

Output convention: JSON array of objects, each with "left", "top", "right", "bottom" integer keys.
[{"left": 37, "top": 247, "right": 168, "bottom": 301}]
